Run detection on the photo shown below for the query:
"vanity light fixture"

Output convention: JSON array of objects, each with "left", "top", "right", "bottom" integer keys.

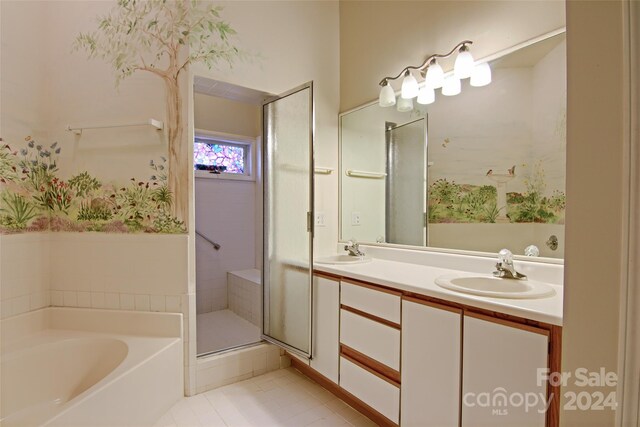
[
  {"left": 442, "top": 75, "right": 462, "bottom": 96},
  {"left": 470, "top": 62, "right": 492, "bottom": 87},
  {"left": 424, "top": 59, "right": 445, "bottom": 89},
  {"left": 378, "top": 81, "right": 397, "bottom": 107},
  {"left": 378, "top": 40, "right": 491, "bottom": 108},
  {"left": 417, "top": 85, "right": 435, "bottom": 105},
  {"left": 454, "top": 44, "right": 475, "bottom": 79},
  {"left": 396, "top": 96, "right": 414, "bottom": 112},
  {"left": 400, "top": 71, "right": 419, "bottom": 99}
]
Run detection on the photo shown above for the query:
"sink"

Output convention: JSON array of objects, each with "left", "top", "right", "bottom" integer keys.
[
  {"left": 435, "top": 274, "right": 555, "bottom": 299},
  {"left": 315, "top": 255, "right": 372, "bottom": 265}
]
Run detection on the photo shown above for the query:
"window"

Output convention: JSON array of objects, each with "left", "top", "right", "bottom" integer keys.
[{"left": 194, "top": 132, "right": 254, "bottom": 180}]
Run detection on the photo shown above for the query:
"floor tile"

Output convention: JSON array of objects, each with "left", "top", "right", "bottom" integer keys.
[{"left": 156, "top": 367, "right": 375, "bottom": 427}]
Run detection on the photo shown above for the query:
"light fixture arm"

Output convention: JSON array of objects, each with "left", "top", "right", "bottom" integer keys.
[{"left": 378, "top": 40, "right": 473, "bottom": 86}]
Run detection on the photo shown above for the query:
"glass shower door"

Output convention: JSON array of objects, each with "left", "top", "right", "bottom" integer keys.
[
  {"left": 385, "top": 118, "right": 427, "bottom": 246},
  {"left": 262, "top": 82, "right": 314, "bottom": 358}
]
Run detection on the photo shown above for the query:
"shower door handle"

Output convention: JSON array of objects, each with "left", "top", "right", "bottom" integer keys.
[{"left": 307, "top": 211, "right": 314, "bottom": 235}]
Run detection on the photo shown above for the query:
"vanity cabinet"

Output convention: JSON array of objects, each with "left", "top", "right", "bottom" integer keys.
[
  {"left": 310, "top": 273, "right": 340, "bottom": 383},
  {"left": 462, "top": 312, "right": 549, "bottom": 427},
  {"left": 339, "top": 280, "right": 401, "bottom": 425},
  {"left": 401, "top": 297, "right": 550, "bottom": 427},
  {"left": 297, "top": 273, "right": 560, "bottom": 427},
  {"left": 401, "top": 297, "right": 462, "bottom": 427}
]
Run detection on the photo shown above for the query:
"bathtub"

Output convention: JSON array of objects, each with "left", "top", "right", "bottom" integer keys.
[
  {"left": 227, "top": 268, "right": 261, "bottom": 327},
  {"left": 0, "top": 307, "right": 183, "bottom": 427}
]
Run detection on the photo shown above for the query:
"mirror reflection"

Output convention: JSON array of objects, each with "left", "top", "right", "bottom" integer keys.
[{"left": 340, "top": 31, "right": 566, "bottom": 259}]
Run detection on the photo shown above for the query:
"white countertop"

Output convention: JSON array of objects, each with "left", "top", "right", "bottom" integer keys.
[{"left": 315, "top": 258, "right": 563, "bottom": 326}]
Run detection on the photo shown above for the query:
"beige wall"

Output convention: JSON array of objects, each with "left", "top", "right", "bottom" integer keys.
[
  {"left": 0, "top": 2, "right": 51, "bottom": 318},
  {"left": 192, "top": 0, "right": 341, "bottom": 258},
  {"left": 562, "top": 1, "right": 625, "bottom": 425},
  {"left": 340, "top": 1, "right": 627, "bottom": 424},
  {"left": 339, "top": 0, "right": 565, "bottom": 111},
  {"left": 193, "top": 93, "right": 260, "bottom": 137}
]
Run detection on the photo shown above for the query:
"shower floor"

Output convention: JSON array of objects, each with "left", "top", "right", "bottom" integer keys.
[{"left": 197, "top": 309, "right": 262, "bottom": 355}]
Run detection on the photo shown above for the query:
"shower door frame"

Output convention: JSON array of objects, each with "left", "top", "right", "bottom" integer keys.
[
  {"left": 384, "top": 117, "right": 428, "bottom": 247},
  {"left": 261, "top": 81, "right": 315, "bottom": 359}
]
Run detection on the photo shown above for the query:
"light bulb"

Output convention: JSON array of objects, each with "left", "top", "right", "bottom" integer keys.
[
  {"left": 397, "top": 96, "right": 413, "bottom": 112},
  {"left": 442, "top": 75, "right": 461, "bottom": 96},
  {"left": 417, "top": 85, "right": 435, "bottom": 105},
  {"left": 379, "top": 82, "right": 396, "bottom": 107},
  {"left": 470, "top": 62, "right": 492, "bottom": 87},
  {"left": 401, "top": 71, "right": 419, "bottom": 99},
  {"left": 425, "top": 60, "right": 445, "bottom": 89},
  {"left": 454, "top": 46, "right": 474, "bottom": 79}
]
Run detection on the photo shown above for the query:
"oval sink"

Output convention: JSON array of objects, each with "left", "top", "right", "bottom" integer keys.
[
  {"left": 435, "top": 274, "right": 555, "bottom": 299},
  {"left": 315, "top": 255, "right": 372, "bottom": 265}
]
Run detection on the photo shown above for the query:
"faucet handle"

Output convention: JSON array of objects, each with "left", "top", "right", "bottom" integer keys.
[{"left": 498, "top": 248, "right": 513, "bottom": 265}]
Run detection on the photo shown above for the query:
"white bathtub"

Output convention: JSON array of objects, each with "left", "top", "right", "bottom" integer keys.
[
  {"left": 0, "top": 307, "right": 183, "bottom": 427},
  {"left": 227, "top": 268, "right": 261, "bottom": 327}
]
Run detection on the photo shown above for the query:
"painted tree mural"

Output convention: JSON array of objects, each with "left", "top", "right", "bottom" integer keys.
[{"left": 74, "top": 0, "right": 242, "bottom": 225}]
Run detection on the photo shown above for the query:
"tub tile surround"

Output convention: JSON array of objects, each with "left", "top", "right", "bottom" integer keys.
[
  {"left": 1, "top": 233, "right": 189, "bottom": 320},
  {"left": 318, "top": 244, "right": 564, "bottom": 325},
  {"left": 0, "top": 233, "right": 51, "bottom": 319},
  {"left": 1, "top": 307, "right": 183, "bottom": 427}
]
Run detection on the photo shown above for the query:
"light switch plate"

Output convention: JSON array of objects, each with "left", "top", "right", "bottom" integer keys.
[{"left": 315, "top": 212, "right": 325, "bottom": 227}]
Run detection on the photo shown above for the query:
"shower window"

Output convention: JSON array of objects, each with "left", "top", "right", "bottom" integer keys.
[{"left": 194, "top": 132, "right": 253, "bottom": 180}]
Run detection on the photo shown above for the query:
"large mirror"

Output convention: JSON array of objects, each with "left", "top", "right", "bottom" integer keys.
[{"left": 340, "top": 30, "right": 566, "bottom": 259}]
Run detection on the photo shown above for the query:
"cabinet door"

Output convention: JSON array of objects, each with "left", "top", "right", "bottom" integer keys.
[
  {"left": 401, "top": 298, "right": 462, "bottom": 427},
  {"left": 462, "top": 313, "right": 549, "bottom": 427},
  {"left": 310, "top": 275, "right": 339, "bottom": 383}
]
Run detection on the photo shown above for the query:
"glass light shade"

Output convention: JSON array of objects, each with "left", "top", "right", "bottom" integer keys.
[
  {"left": 425, "top": 61, "right": 445, "bottom": 89},
  {"left": 379, "top": 83, "right": 396, "bottom": 107},
  {"left": 454, "top": 49, "right": 475, "bottom": 79},
  {"left": 442, "top": 75, "right": 461, "bottom": 96},
  {"left": 470, "top": 62, "right": 492, "bottom": 87},
  {"left": 401, "top": 72, "right": 419, "bottom": 99},
  {"left": 417, "top": 85, "right": 435, "bottom": 105},
  {"left": 397, "top": 96, "right": 413, "bottom": 112}
]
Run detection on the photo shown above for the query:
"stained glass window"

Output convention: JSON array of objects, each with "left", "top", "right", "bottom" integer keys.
[{"left": 194, "top": 138, "right": 246, "bottom": 174}]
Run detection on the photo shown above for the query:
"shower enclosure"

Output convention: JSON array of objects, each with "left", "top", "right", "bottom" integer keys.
[
  {"left": 193, "top": 78, "right": 315, "bottom": 361},
  {"left": 385, "top": 118, "right": 428, "bottom": 246},
  {"left": 262, "top": 82, "right": 315, "bottom": 358}
]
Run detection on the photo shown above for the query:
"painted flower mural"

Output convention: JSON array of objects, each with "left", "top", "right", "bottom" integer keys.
[
  {"left": 0, "top": 138, "right": 185, "bottom": 234},
  {"left": 0, "top": 1, "right": 246, "bottom": 235},
  {"left": 428, "top": 162, "right": 566, "bottom": 224},
  {"left": 73, "top": 0, "right": 244, "bottom": 226}
]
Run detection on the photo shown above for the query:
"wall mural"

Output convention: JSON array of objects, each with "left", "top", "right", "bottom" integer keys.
[
  {"left": 428, "top": 161, "right": 566, "bottom": 224},
  {"left": 0, "top": 0, "right": 243, "bottom": 234},
  {"left": 0, "top": 137, "right": 183, "bottom": 233}
]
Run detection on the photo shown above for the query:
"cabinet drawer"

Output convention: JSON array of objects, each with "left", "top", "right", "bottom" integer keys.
[
  {"left": 341, "top": 280, "right": 401, "bottom": 323},
  {"left": 340, "top": 309, "right": 400, "bottom": 370},
  {"left": 340, "top": 356, "right": 400, "bottom": 424}
]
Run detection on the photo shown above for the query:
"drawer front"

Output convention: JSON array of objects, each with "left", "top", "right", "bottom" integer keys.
[
  {"left": 341, "top": 281, "right": 401, "bottom": 323},
  {"left": 340, "top": 309, "right": 400, "bottom": 370},
  {"left": 340, "top": 356, "right": 400, "bottom": 424}
]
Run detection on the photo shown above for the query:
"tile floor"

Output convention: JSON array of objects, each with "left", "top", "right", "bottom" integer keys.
[
  {"left": 155, "top": 367, "right": 377, "bottom": 427},
  {"left": 197, "top": 309, "right": 261, "bottom": 355}
]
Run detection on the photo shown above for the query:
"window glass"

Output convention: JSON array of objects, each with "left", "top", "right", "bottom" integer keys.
[{"left": 194, "top": 138, "right": 246, "bottom": 174}]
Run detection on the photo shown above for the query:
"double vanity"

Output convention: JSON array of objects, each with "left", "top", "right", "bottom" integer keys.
[{"left": 293, "top": 247, "right": 563, "bottom": 427}]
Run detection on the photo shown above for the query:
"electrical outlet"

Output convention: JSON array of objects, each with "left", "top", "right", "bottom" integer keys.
[
  {"left": 351, "top": 212, "right": 361, "bottom": 226},
  {"left": 315, "top": 212, "right": 325, "bottom": 227}
]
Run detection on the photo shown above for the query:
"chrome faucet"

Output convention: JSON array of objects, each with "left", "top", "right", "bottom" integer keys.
[
  {"left": 493, "top": 249, "right": 527, "bottom": 280},
  {"left": 345, "top": 240, "right": 365, "bottom": 257}
]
